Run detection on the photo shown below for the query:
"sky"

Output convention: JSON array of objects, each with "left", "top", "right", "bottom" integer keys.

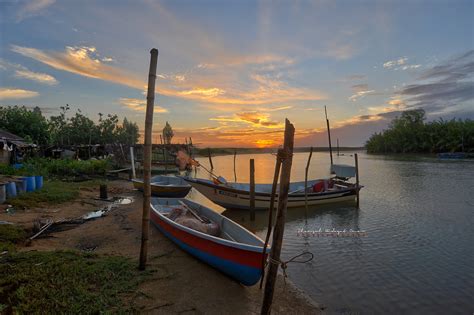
[{"left": 0, "top": 0, "right": 473, "bottom": 147}]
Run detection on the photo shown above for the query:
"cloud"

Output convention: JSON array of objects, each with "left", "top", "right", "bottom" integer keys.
[
  {"left": 14, "top": 69, "right": 58, "bottom": 85},
  {"left": 16, "top": 0, "right": 56, "bottom": 22},
  {"left": 349, "top": 84, "right": 375, "bottom": 101},
  {"left": 118, "top": 98, "right": 168, "bottom": 113},
  {"left": 11, "top": 45, "right": 325, "bottom": 106},
  {"left": 210, "top": 111, "right": 283, "bottom": 129},
  {"left": 397, "top": 50, "right": 474, "bottom": 113},
  {"left": 383, "top": 57, "right": 407, "bottom": 69},
  {"left": 383, "top": 57, "right": 421, "bottom": 71},
  {"left": 11, "top": 45, "right": 145, "bottom": 90},
  {"left": 0, "top": 88, "right": 39, "bottom": 100}
]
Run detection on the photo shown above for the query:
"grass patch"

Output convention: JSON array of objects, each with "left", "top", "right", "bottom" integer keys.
[
  {"left": 0, "top": 225, "right": 27, "bottom": 252},
  {"left": 0, "top": 251, "right": 147, "bottom": 313},
  {"left": 6, "top": 179, "right": 105, "bottom": 209}
]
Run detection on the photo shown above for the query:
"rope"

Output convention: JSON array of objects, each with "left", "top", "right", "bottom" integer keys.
[{"left": 268, "top": 251, "right": 314, "bottom": 282}]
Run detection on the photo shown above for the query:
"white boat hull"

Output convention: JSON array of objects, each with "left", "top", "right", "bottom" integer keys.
[{"left": 184, "top": 178, "right": 359, "bottom": 210}]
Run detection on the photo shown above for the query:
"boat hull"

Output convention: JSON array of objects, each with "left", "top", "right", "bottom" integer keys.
[
  {"left": 133, "top": 180, "right": 191, "bottom": 198},
  {"left": 184, "top": 178, "right": 359, "bottom": 210},
  {"left": 150, "top": 199, "right": 267, "bottom": 285}
]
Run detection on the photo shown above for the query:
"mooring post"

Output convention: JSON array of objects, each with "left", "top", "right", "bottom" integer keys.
[
  {"left": 337, "top": 138, "right": 340, "bottom": 156},
  {"left": 233, "top": 149, "right": 237, "bottom": 182},
  {"left": 355, "top": 153, "right": 360, "bottom": 209},
  {"left": 208, "top": 148, "right": 214, "bottom": 170},
  {"left": 250, "top": 158, "right": 255, "bottom": 221},
  {"left": 261, "top": 119, "right": 295, "bottom": 315},
  {"left": 259, "top": 151, "right": 282, "bottom": 289},
  {"left": 325, "top": 106, "right": 334, "bottom": 166},
  {"left": 139, "top": 48, "right": 158, "bottom": 271},
  {"left": 130, "top": 146, "right": 136, "bottom": 179},
  {"left": 304, "top": 147, "right": 313, "bottom": 214}
]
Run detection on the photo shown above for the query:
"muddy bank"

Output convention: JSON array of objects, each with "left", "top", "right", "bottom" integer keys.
[{"left": 1, "top": 180, "right": 321, "bottom": 314}]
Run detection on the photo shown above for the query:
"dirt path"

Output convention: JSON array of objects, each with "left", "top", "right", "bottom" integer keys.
[{"left": 2, "top": 180, "right": 322, "bottom": 314}]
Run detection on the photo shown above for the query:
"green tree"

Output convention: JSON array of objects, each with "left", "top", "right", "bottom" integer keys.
[
  {"left": 162, "top": 121, "right": 174, "bottom": 144},
  {"left": 0, "top": 105, "right": 50, "bottom": 144}
]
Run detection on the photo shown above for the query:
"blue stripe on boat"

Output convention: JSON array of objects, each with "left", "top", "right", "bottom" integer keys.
[{"left": 152, "top": 220, "right": 262, "bottom": 286}]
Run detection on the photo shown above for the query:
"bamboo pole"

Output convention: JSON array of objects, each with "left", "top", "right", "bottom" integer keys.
[
  {"left": 233, "top": 149, "right": 237, "bottom": 182},
  {"left": 139, "top": 48, "right": 158, "bottom": 271},
  {"left": 250, "top": 159, "right": 255, "bottom": 221},
  {"left": 261, "top": 119, "right": 295, "bottom": 315},
  {"left": 355, "top": 153, "right": 360, "bottom": 209},
  {"left": 337, "top": 138, "right": 340, "bottom": 156},
  {"left": 304, "top": 147, "right": 313, "bottom": 214},
  {"left": 325, "top": 106, "right": 333, "bottom": 166},
  {"left": 208, "top": 148, "right": 214, "bottom": 170}
]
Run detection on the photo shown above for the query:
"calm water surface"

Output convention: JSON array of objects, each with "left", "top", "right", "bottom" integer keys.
[{"left": 186, "top": 152, "right": 474, "bottom": 314}]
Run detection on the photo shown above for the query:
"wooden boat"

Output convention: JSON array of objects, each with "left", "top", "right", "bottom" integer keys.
[
  {"left": 132, "top": 175, "right": 191, "bottom": 197},
  {"left": 150, "top": 198, "right": 269, "bottom": 286},
  {"left": 181, "top": 164, "right": 362, "bottom": 210}
]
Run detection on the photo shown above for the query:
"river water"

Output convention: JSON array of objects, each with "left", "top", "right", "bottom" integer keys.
[{"left": 185, "top": 151, "right": 474, "bottom": 314}]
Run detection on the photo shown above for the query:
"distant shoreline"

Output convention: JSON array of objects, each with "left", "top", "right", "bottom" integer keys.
[{"left": 193, "top": 147, "right": 365, "bottom": 156}]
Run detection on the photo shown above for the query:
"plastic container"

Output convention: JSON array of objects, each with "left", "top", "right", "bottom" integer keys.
[
  {"left": 25, "top": 176, "right": 36, "bottom": 192},
  {"left": 0, "top": 184, "right": 6, "bottom": 203},
  {"left": 16, "top": 179, "right": 27, "bottom": 194},
  {"left": 35, "top": 176, "right": 44, "bottom": 190},
  {"left": 6, "top": 182, "right": 17, "bottom": 198}
]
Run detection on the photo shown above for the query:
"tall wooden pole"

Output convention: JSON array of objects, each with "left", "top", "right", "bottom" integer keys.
[
  {"left": 139, "top": 48, "right": 158, "bottom": 271},
  {"left": 337, "top": 138, "right": 340, "bottom": 156},
  {"left": 250, "top": 159, "right": 255, "bottom": 221},
  {"left": 325, "top": 106, "right": 333, "bottom": 166},
  {"left": 261, "top": 119, "right": 295, "bottom": 315},
  {"left": 233, "top": 149, "right": 237, "bottom": 182},
  {"left": 355, "top": 153, "right": 360, "bottom": 209},
  {"left": 304, "top": 147, "right": 313, "bottom": 214}
]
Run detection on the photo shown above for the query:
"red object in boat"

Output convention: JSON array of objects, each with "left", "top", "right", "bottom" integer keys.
[{"left": 312, "top": 181, "right": 325, "bottom": 192}]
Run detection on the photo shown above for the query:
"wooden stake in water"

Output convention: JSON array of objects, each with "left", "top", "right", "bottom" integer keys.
[
  {"left": 355, "top": 153, "right": 360, "bottom": 209},
  {"left": 261, "top": 119, "right": 295, "bottom": 315},
  {"left": 304, "top": 147, "right": 313, "bottom": 215},
  {"left": 337, "top": 138, "right": 340, "bottom": 156},
  {"left": 208, "top": 148, "right": 214, "bottom": 170},
  {"left": 325, "top": 105, "right": 333, "bottom": 166},
  {"left": 233, "top": 149, "right": 237, "bottom": 182},
  {"left": 250, "top": 158, "right": 255, "bottom": 222},
  {"left": 139, "top": 48, "right": 158, "bottom": 271}
]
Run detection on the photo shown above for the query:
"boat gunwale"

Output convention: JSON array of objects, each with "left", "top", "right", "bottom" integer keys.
[
  {"left": 132, "top": 178, "right": 191, "bottom": 189},
  {"left": 150, "top": 198, "right": 269, "bottom": 254}
]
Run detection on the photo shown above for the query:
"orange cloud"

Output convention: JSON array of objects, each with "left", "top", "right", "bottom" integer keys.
[{"left": 0, "top": 88, "right": 39, "bottom": 100}]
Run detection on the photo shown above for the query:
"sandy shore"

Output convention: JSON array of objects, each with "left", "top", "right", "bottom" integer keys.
[{"left": 0, "top": 180, "right": 322, "bottom": 314}]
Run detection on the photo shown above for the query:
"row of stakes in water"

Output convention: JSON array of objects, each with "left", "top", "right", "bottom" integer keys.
[{"left": 0, "top": 176, "right": 44, "bottom": 203}]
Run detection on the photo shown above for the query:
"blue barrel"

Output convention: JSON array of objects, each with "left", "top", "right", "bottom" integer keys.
[
  {"left": 25, "top": 176, "right": 36, "bottom": 192},
  {"left": 16, "top": 179, "right": 27, "bottom": 194},
  {"left": 6, "top": 182, "right": 17, "bottom": 198},
  {"left": 35, "top": 176, "right": 44, "bottom": 190},
  {"left": 0, "top": 184, "right": 6, "bottom": 203}
]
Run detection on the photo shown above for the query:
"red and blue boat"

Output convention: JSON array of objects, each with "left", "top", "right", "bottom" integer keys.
[{"left": 150, "top": 198, "right": 270, "bottom": 286}]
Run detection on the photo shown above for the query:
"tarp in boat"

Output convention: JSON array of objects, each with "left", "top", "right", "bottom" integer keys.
[{"left": 331, "top": 164, "right": 356, "bottom": 178}]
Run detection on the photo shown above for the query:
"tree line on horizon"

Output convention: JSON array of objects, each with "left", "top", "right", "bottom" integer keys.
[
  {"left": 0, "top": 105, "right": 139, "bottom": 146},
  {"left": 365, "top": 109, "right": 474, "bottom": 154}
]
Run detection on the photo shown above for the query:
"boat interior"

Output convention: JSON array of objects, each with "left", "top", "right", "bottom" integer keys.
[
  {"left": 151, "top": 198, "right": 264, "bottom": 247},
  {"left": 150, "top": 175, "right": 190, "bottom": 186}
]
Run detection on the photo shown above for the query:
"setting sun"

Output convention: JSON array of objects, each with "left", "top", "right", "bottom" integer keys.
[{"left": 255, "top": 139, "right": 275, "bottom": 148}]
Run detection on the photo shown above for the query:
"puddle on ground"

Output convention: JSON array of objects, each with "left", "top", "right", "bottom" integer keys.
[{"left": 81, "top": 196, "right": 134, "bottom": 220}]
